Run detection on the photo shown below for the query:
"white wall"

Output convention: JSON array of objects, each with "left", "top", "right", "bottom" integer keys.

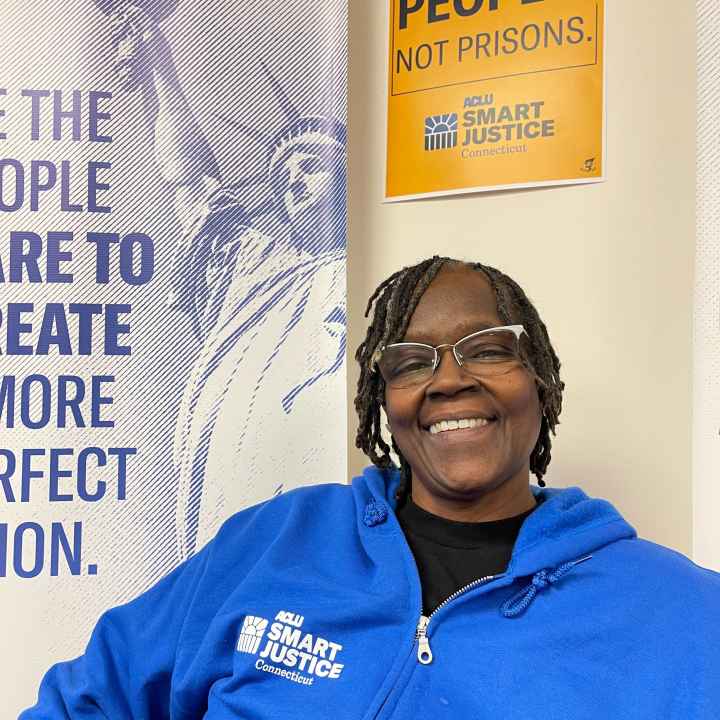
[{"left": 346, "top": 1, "right": 698, "bottom": 557}]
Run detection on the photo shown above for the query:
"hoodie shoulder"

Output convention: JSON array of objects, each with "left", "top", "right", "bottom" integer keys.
[
  {"left": 208, "top": 482, "right": 356, "bottom": 559},
  {"left": 599, "top": 535, "right": 720, "bottom": 626},
  {"left": 620, "top": 536, "right": 720, "bottom": 587},
  {"left": 215, "top": 482, "right": 354, "bottom": 543}
]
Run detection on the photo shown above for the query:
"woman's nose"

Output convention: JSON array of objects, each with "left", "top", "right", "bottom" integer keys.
[{"left": 425, "top": 347, "right": 478, "bottom": 396}]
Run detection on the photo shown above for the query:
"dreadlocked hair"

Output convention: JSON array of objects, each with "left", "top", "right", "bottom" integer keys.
[{"left": 353, "top": 256, "right": 564, "bottom": 504}]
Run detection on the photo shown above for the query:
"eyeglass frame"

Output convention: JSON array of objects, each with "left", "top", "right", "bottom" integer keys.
[{"left": 371, "top": 324, "right": 530, "bottom": 386}]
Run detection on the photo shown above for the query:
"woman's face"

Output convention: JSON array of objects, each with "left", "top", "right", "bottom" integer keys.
[{"left": 384, "top": 265, "right": 542, "bottom": 516}]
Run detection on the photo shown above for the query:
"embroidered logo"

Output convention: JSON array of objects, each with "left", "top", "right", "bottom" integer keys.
[{"left": 237, "top": 610, "right": 345, "bottom": 687}]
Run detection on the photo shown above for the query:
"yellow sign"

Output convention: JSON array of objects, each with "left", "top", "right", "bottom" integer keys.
[{"left": 386, "top": 0, "right": 605, "bottom": 200}]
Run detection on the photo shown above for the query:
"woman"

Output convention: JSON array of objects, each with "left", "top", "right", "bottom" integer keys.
[{"left": 22, "top": 257, "right": 719, "bottom": 718}]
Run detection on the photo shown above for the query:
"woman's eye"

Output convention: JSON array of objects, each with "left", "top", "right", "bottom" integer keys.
[
  {"left": 465, "top": 345, "right": 512, "bottom": 360},
  {"left": 392, "top": 359, "right": 430, "bottom": 376},
  {"left": 391, "top": 357, "right": 432, "bottom": 377}
]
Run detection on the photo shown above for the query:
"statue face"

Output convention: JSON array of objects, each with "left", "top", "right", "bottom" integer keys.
[
  {"left": 281, "top": 149, "right": 335, "bottom": 221},
  {"left": 272, "top": 142, "right": 346, "bottom": 245}
]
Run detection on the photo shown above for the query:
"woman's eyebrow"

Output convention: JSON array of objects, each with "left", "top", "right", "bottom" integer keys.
[{"left": 402, "top": 322, "right": 498, "bottom": 344}]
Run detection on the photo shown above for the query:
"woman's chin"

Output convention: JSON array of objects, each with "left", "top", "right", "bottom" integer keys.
[{"left": 419, "top": 467, "right": 504, "bottom": 503}]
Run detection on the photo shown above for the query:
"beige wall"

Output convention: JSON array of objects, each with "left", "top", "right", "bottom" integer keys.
[{"left": 346, "top": 2, "right": 696, "bottom": 555}]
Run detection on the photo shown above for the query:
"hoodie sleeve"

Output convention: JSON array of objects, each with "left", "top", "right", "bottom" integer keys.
[{"left": 19, "top": 542, "right": 212, "bottom": 720}]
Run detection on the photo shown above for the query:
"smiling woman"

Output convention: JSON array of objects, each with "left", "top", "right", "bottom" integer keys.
[
  {"left": 355, "top": 257, "right": 562, "bottom": 507},
  {"left": 386, "top": 266, "right": 542, "bottom": 510},
  {"left": 21, "top": 256, "right": 720, "bottom": 719}
]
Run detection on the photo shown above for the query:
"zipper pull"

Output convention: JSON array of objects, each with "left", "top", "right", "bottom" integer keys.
[{"left": 415, "top": 615, "right": 433, "bottom": 665}]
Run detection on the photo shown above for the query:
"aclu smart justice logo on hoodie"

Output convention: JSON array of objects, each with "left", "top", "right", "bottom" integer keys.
[{"left": 237, "top": 610, "right": 345, "bottom": 687}]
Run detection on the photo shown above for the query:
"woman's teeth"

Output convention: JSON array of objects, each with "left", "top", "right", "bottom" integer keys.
[{"left": 428, "top": 417, "right": 491, "bottom": 435}]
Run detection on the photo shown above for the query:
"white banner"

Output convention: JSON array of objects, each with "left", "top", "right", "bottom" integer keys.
[{"left": 0, "top": 1, "right": 348, "bottom": 713}]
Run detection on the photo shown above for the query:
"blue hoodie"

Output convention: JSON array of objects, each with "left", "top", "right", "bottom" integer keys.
[{"left": 21, "top": 467, "right": 720, "bottom": 719}]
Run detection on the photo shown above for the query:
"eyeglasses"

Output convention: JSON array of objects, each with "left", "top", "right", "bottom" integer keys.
[{"left": 373, "top": 325, "right": 527, "bottom": 389}]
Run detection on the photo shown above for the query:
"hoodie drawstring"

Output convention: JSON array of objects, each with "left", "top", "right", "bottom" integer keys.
[{"left": 501, "top": 555, "right": 593, "bottom": 618}]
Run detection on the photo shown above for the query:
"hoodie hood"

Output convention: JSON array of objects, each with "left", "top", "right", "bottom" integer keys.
[
  {"left": 355, "top": 464, "right": 637, "bottom": 593},
  {"left": 511, "top": 484, "right": 637, "bottom": 576}
]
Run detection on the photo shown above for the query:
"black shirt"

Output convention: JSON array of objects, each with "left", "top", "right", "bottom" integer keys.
[{"left": 397, "top": 497, "right": 537, "bottom": 615}]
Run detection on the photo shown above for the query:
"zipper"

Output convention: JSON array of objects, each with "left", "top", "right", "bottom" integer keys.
[
  {"left": 414, "top": 572, "right": 502, "bottom": 664},
  {"left": 415, "top": 615, "right": 432, "bottom": 664},
  {"left": 412, "top": 555, "right": 595, "bottom": 663}
]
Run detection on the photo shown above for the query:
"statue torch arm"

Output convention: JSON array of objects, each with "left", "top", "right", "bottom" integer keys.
[
  {"left": 148, "top": 37, "right": 222, "bottom": 234},
  {"left": 108, "top": 3, "right": 221, "bottom": 234}
]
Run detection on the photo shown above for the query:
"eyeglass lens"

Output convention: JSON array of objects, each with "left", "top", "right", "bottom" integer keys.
[{"left": 378, "top": 329, "right": 522, "bottom": 389}]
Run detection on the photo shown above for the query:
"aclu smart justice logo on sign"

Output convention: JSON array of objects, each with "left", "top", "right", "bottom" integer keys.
[
  {"left": 237, "top": 610, "right": 345, "bottom": 687},
  {"left": 424, "top": 113, "right": 458, "bottom": 151}
]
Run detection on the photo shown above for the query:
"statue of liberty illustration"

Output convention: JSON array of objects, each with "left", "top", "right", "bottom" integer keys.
[{"left": 105, "top": 1, "right": 347, "bottom": 559}]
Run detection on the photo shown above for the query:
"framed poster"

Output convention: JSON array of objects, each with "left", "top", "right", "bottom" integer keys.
[{"left": 386, "top": 0, "right": 605, "bottom": 200}]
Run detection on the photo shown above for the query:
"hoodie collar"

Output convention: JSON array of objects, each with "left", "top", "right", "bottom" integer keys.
[
  {"left": 356, "top": 465, "right": 637, "bottom": 579},
  {"left": 509, "top": 485, "right": 636, "bottom": 577}
]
